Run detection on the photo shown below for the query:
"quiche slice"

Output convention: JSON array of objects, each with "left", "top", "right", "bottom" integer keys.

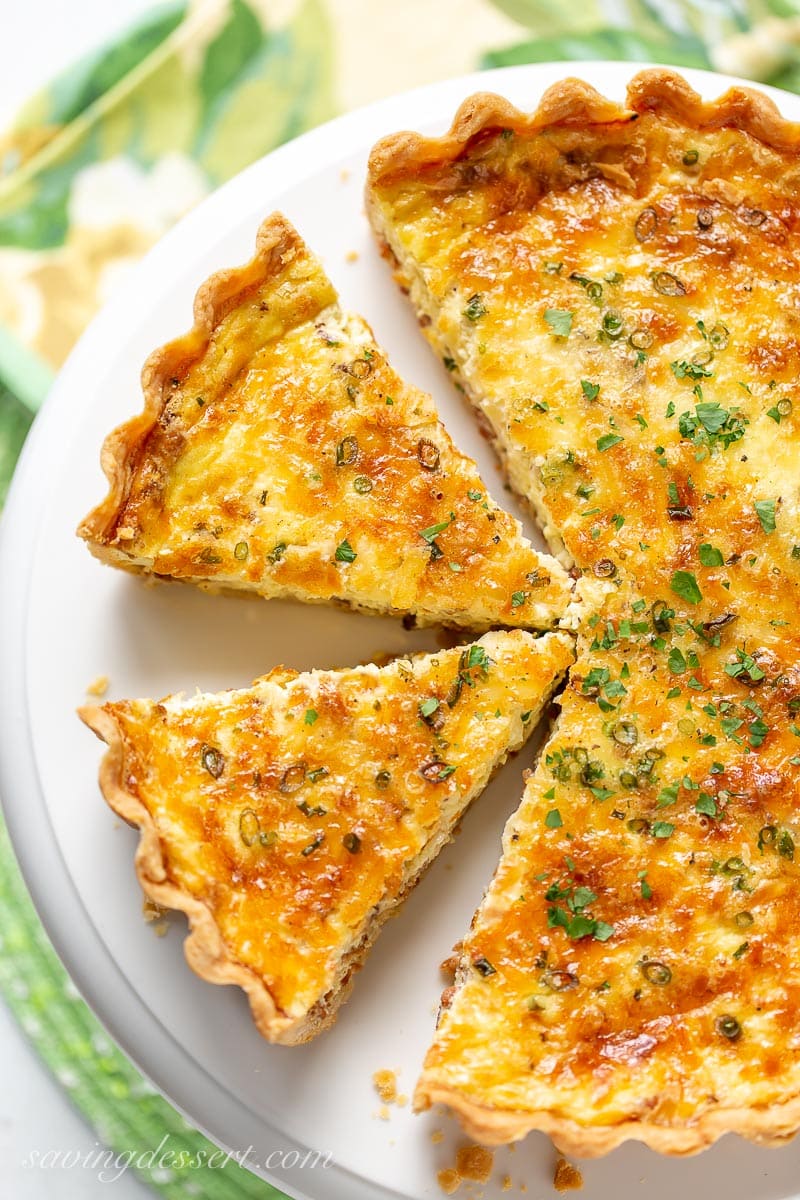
[
  {"left": 366, "top": 70, "right": 800, "bottom": 610},
  {"left": 79, "top": 629, "right": 574, "bottom": 1045},
  {"left": 78, "top": 214, "right": 570, "bottom": 631},
  {"left": 417, "top": 592, "right": 800, "bottom": 1156}
]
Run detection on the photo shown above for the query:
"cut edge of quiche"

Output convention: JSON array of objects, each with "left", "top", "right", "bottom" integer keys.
[
  {"left": 77, "top": 212, "right": 572, "bottom": 632},
  {"left": 79, "top": 628, "right": 574, "bottom": 1045},
  {"left": 365, "top": 68, "right": 800, "bottom": 571}
]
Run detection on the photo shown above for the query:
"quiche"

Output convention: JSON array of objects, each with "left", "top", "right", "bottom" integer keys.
[
  {"left": 368, "top": 72, "right": 800, "bottom": 1154},
  {"left": 366, "top": 70, "right": 800, "bottom": 606},
  {"left": 78, "top": 214, "right": 570, "bottom": 632},
  {"left": 79, "top": 629, "right": 573, "bottom": 1045},
  {"left": 417, "top": 590, "right": 800, "bottom": 1156}
]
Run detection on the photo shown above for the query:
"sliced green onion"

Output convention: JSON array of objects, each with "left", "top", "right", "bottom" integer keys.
[
  {"left": 634, "top": 207, "right": 657, "bottom": 242},
  {"left": 715, "top": 1014, "right": 741, "bottom": 1040},
  {"left": 280, "top": 763, "right": 306, "bottom": 793},
  {"left": 652, "top": 271, "right": 687, "bottom": 297},
  {"left": 640, "top": 960, "right": 671, "bottom": 985},
  {"left": 201, "top": 745, "right": 225, "bottom": 779},
  {"left": 336, "top": 436, "right": 358, "bottom": 465}
]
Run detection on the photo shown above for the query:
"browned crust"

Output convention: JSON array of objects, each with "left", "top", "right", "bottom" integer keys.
[
  {"left": 366, "top": 69, "right": 800, "bottom": 193},
  {"left": 371, "top": 69, "right": 800, "bottom": 1156},
  {"left": 76, "top": 212, "right": 308, "bottom": 553},
  {"left": 414, "top": 1080, "right": 800, "bottom": 1157},
  {"left": 78, "top": 702, "right": 305, "bottom": 1043}
]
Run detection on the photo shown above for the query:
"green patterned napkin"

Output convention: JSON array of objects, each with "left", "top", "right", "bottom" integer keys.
[{"left": 3, "top": 1, "right": 800, "bottom": 1196}]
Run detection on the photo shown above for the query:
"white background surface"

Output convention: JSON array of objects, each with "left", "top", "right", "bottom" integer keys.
[{"left": 3, "top": 5, "right": 153, "bottom": 1197}]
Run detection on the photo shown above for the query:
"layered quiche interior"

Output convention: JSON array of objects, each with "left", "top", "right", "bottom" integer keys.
[{"left": 367, "top": 71, "right": 800, "bottom": 1153}]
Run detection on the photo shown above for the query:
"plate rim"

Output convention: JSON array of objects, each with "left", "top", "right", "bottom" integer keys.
[{"left": 3, "top": 59, "right": 800, "bottom": 1199}]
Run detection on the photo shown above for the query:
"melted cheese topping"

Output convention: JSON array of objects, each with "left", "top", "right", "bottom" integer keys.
[
  {"left": 94, "top": 630, "right": 572, "bottom": 1036},
  {"left": 80, "top": 219, "right": 570, "bottom": 631},
  {"left": 420, "top": 610, "right": 800, "bottom": 1143},
  {"left": 369, "top": 99, "right": 800, "bottom": 630},
  {"left": 369, "top": 79, "right": 800, "bottom": 1147}
]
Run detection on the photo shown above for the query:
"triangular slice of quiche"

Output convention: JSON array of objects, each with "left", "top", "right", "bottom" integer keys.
[
  {"left": 78, "top": 214, "right": 570, "bottom": 631},
  {"left": 80, "top": 629, "right": 573, "bottom": 1045}
]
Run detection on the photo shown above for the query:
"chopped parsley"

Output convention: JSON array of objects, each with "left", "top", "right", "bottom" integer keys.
[
  {"left": 668, "top": 647, "right": 687, "bottom": 674},
  {"left": 544, "top": 308, "right": 573, "bottom": 338},
  {"left": 725, "top": 648, "right": 765, "bottom": 684},
  {"left": 671, "top": 359, "right": 713, "bottom": 381},
  {"left": 670, "top": 570, "right": 703, "bottom": 606},
  {"left": 695, "top": 793, "right": 718, "bottom": 817},
  {"left": 334, "top": 538, "right": 357, "bottom": 563},
  {"left": 699, "top": 543, "right": 724, "bottom": 567},
  {"left": 754, "top": 499, "right": 777, "bottom": 534},
  {"left": 679, "top": 401, "right": 748, "bottom": 455},
  {"left": 597, "top": 432, "right": 624, "bottom": 453},
  {"left": 419, "top": 514, "right": 454, "bottom": 543},
  {"left": 545, "top": 877, "right": 614, "bottom": 942}
]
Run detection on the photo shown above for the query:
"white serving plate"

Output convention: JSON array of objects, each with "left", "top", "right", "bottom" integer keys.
[{"left": 3, "top": 60, "right": 800, "bottom": 1200}]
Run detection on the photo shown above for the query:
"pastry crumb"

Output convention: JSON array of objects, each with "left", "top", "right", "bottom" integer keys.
[
  {"left": 553, "top": 1156, "right": 583, "bottom": 1192},
  {"left": 345, "top": 249, "right": 359, "bottom": 263},
  {"left": 396, "top": 1093, "right": 408, "bottom": 1107},
  {"left": 86, "top": 674, "right": 109, "bottom": 697},
  {"left": 440, "top": 941, "right": 463, "bottom": 977},
  {"left": 456, "top": 1144, "right": 493, "bottom": 1184},
  {"left": 143, "top": 898, "right": 170, "bottom": 937},
  {"left": 502, "top": 1176, "right": 512, "bottom": 1192},
  {"left": 437, "top": 1168, "right": 461, "bottom": 1195},
  {"left": 142, "top": 897, "right": 168, "bottom": 922},
  {"left": 340, "top": 167, "right": 351, "bottom": 182},
  {"left": 431, "top": 1129, "right": 444, "bottom": 1144},
  {"left": 378, "top": 1105, "right": 391, "bottom": 1121},
  {"left": 373, "top": 1068, "right": 398, "bottom": 1103}
]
